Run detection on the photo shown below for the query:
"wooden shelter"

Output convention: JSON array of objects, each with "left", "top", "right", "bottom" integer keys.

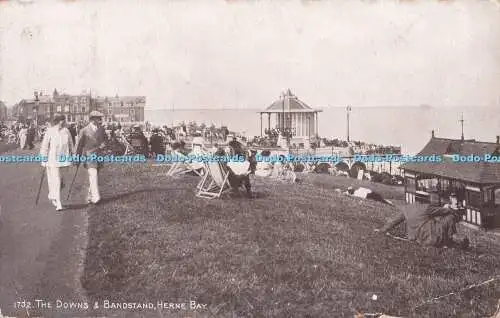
[
  {"left": 259, "top": 89, "right": 322, "bottom": 148},
  {"left": 401, "top": 131, "right": 500, "bottom": 228}
]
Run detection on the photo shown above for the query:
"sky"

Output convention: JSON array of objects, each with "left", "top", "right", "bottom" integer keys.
[{"left": 0, "top": 0, "right": 499, "bottom": 110}]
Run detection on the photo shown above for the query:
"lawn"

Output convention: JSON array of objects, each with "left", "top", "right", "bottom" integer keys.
[
  {"left": 0, "top": 142, "right": 18, "bottom": 154},
  {"left": 82, "top": 164, "right": 500, "bottom": 318}
]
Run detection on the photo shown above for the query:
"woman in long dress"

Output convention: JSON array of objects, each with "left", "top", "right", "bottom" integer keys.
[{"left": 18, "top": 125, "right": 28, "bottom": 149}]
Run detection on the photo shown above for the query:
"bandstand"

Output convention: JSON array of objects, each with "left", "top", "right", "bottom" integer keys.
[{"left": 259, "top": 89, "right": 322, "bottom": 148}]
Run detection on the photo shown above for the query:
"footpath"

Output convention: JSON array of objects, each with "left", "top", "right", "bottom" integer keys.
[{"left": 0, "top": 145, "right": 90, "bottom": 317}]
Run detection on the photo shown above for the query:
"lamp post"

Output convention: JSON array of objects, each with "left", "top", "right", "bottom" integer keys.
[
  {"left": 282, "top": 92, "right": 285, "bottom": 133},
  {"left": 346, "top": 105, "right": 352, "bottom": 142},
  {"left": 34, "top": 91, "right": 39, "bottom": 127},
  {"left": 459, "top": 113, "right": 465, "bottom": 141}
]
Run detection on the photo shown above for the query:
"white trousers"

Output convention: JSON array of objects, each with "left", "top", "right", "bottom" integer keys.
[
  {"left": 87, "top": 168, "right": 100, "bottom": 203},
  {"left": 46, "top": 166, "right": 63, "bottom": 202},
  {"left": 19, "top": 135, "right": 27, "bottom": 149}
]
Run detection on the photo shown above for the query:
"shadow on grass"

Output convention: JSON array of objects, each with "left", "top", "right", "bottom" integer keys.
[
  {"left": 64, "top": 203, "right": 91, "bottom": 210},
  {"left": 99, "top": 187, "right": 189, "bottom": 204},
  {"left": 99, "top": 186, "right": 271, "bottom": 203}
]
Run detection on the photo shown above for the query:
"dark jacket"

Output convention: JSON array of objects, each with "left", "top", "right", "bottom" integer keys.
[{"left": 75, "top": 123, "right": 108, "bottom": 169}]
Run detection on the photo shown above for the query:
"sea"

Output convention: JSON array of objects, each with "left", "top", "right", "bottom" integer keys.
[{"left": 146, "top": 106, "right": 500, "bottom": 155}]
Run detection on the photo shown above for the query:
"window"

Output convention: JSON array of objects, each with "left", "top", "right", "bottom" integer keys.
[
  {"left": 57, "top": 106, "right": 62, "bottom": 112},
  {"left": 82, "top": 107, "right": 85, "bottom": 113},
  {"left": 64, "top": 105, "right": 70, "bottom": 112},
  {"left": 438, "top": 179, "right": 450, "bottom": 192},
  {"left": 416, "top": 178, "right": 438, "bottom": 192},
  {"left": 495, "top": 189, "right": 500, "bottom": 205},
  {"left": 466, "top": 190, "right": 482, "bottom": 208},
  {"left": 484, "top": 188, "right": 493, "bottom": 203},
  {"left": 406, "top": 177, "right": 416, "bottom": 192}
]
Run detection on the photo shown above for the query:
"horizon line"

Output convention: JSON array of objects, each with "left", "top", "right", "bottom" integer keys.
[{"left": 146, "top": 105, "right": 499, "bottom": 111}]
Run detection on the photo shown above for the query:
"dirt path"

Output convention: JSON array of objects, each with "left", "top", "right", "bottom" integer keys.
[{"left": 0, "top": 146, "right": 91, "bottom": 317}]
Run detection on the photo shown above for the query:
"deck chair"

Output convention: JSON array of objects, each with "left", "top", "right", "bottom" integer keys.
[
  {"left": 196, "top": 162, "right": 232, "bottom": 199},
  {"left": 166, "top": 150, "right": 204, "bottom": 177},
  {"left": 121, "top": 136, "right": 134, "bottom": 156}
]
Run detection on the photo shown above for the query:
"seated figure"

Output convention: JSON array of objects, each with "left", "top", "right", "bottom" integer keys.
[
  {"left": 216, "top": 148, "right": 253, "bottom": 198},
  {"left": 127, "top": 125, "right": 149, "bottom": 156},
  {"left": 255, "top": 150, "right": 273, "bottom": 177},
  {"left": 149, "top": 129, "right": 166, "bottom": 156}
]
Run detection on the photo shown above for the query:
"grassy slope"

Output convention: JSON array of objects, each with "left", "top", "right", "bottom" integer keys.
[
  {"left": 82, "top": 164, "right": 500, "bottom": 318},
  {"left": 0, "top": 142, "right": 19, "bottom": 154}
]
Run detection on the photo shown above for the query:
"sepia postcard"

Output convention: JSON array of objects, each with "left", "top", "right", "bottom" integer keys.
[{"left": 1, "top": 0, "right": 500, "bottom": 317}]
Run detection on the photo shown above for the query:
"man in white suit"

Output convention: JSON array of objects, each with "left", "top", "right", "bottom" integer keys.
[{"left": 39, "top": 114, "right": 74, "bottom": 211}]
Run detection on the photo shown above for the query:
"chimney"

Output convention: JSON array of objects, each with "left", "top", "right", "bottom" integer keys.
[
  {"left": 431, "top": 130, "right": 435, "bottom": 138},
  {"left": 497, "top": 136, "right": 499, "bottom": 144}
]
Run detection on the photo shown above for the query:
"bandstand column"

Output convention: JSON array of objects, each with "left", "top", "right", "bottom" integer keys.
[
  {"left": 301, "top": 113, "right": 304, "bottom": 137},
  {"left": 297, "top": 113, "right": 302, "bottom": 136},
  {"left": 305, "top": 113, "right": 310, "bottom": 137},
  {"left": 260, "top": 113, "right": 263, "bottom": 136},
  {"left": 293, "top": 113, "right": 297, "bottom": 136},
  {"left": 315, "top": 112, "right": 318, "bottom": 137}
]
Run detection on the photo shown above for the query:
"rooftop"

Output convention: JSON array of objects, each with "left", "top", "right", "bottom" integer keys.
[
  {"left": 261, "top": 89, "right": 321, "bottom": 113},
  {"left": 401, "top": 134, "right": 500, "bottom": 184}
]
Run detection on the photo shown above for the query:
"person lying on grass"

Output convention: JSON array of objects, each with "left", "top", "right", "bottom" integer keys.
[
  {"left": 345, "top": 186, "right": 393, "bottom": 205},
  {"left": 375, "top": 192, "right": 469, "bottom": 248}
]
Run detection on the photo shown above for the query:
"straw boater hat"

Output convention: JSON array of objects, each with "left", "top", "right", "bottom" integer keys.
[{"left": 89, "top": 111, "right": 104, "bottom": 119}]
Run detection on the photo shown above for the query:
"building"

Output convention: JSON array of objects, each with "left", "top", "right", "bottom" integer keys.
[
  {"left": 401, "top": 131, "right": 500, "bottom": 229},
  {"left": 100, "top": 95, "right": 146, "bottom": 123},
  {"left": 259, "top": 89, "right": 322, "bottom": 148},
  {"left": 53, "top": 89, "right": 91, "bottom": 123},
  {"left": 16, "top": 91, "right": 54, "bottom": 124},
  {"left": 14, "top": 90, "right": 146, "bottom": 124}
]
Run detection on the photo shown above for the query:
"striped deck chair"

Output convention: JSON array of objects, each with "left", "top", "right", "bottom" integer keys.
[
  {"left": 166, "top": 150, "right": 204, "bottom": 177},
  {"left": 121, "top": 135, "right": 135, "bottom": 156},
  {"left": 196, "top": 162, "right": 232, "bottom": 199}
]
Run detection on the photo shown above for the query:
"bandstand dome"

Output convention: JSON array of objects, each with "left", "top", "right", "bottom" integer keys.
[{"left": 258, "top": 89, "right": 322, "bottom": 142}]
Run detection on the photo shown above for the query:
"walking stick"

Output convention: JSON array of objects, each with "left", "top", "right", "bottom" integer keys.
[
  {"left": 35, "top": 166, "right": 46, "bottom": 205},
  {"left": 67, "top": 164, "right": 80, "bottom": 200}
]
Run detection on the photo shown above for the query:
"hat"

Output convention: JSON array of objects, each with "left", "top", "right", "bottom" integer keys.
[
  {"left": 53, "top": 113, "right": 66, "bottom": 123},
  {"left": 89, "top": 111, "right": 104, "bottom": 118}
]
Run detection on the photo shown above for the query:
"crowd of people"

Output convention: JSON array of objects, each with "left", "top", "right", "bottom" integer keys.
[{"left": 1, "top": 117, "right": 474, "bottom": 250}]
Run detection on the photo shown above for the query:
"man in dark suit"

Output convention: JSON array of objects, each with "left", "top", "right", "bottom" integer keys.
[
  {"left": 26, "top": 122, "right": 36, "bottom": 150},
  {"left": 75, "top": 111, "right": 108, "bottom": 204}
]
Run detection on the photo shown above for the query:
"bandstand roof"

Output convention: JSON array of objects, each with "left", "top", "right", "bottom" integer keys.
[{"left": 260, "top": 89, "right": 322, "bottom": 113}]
